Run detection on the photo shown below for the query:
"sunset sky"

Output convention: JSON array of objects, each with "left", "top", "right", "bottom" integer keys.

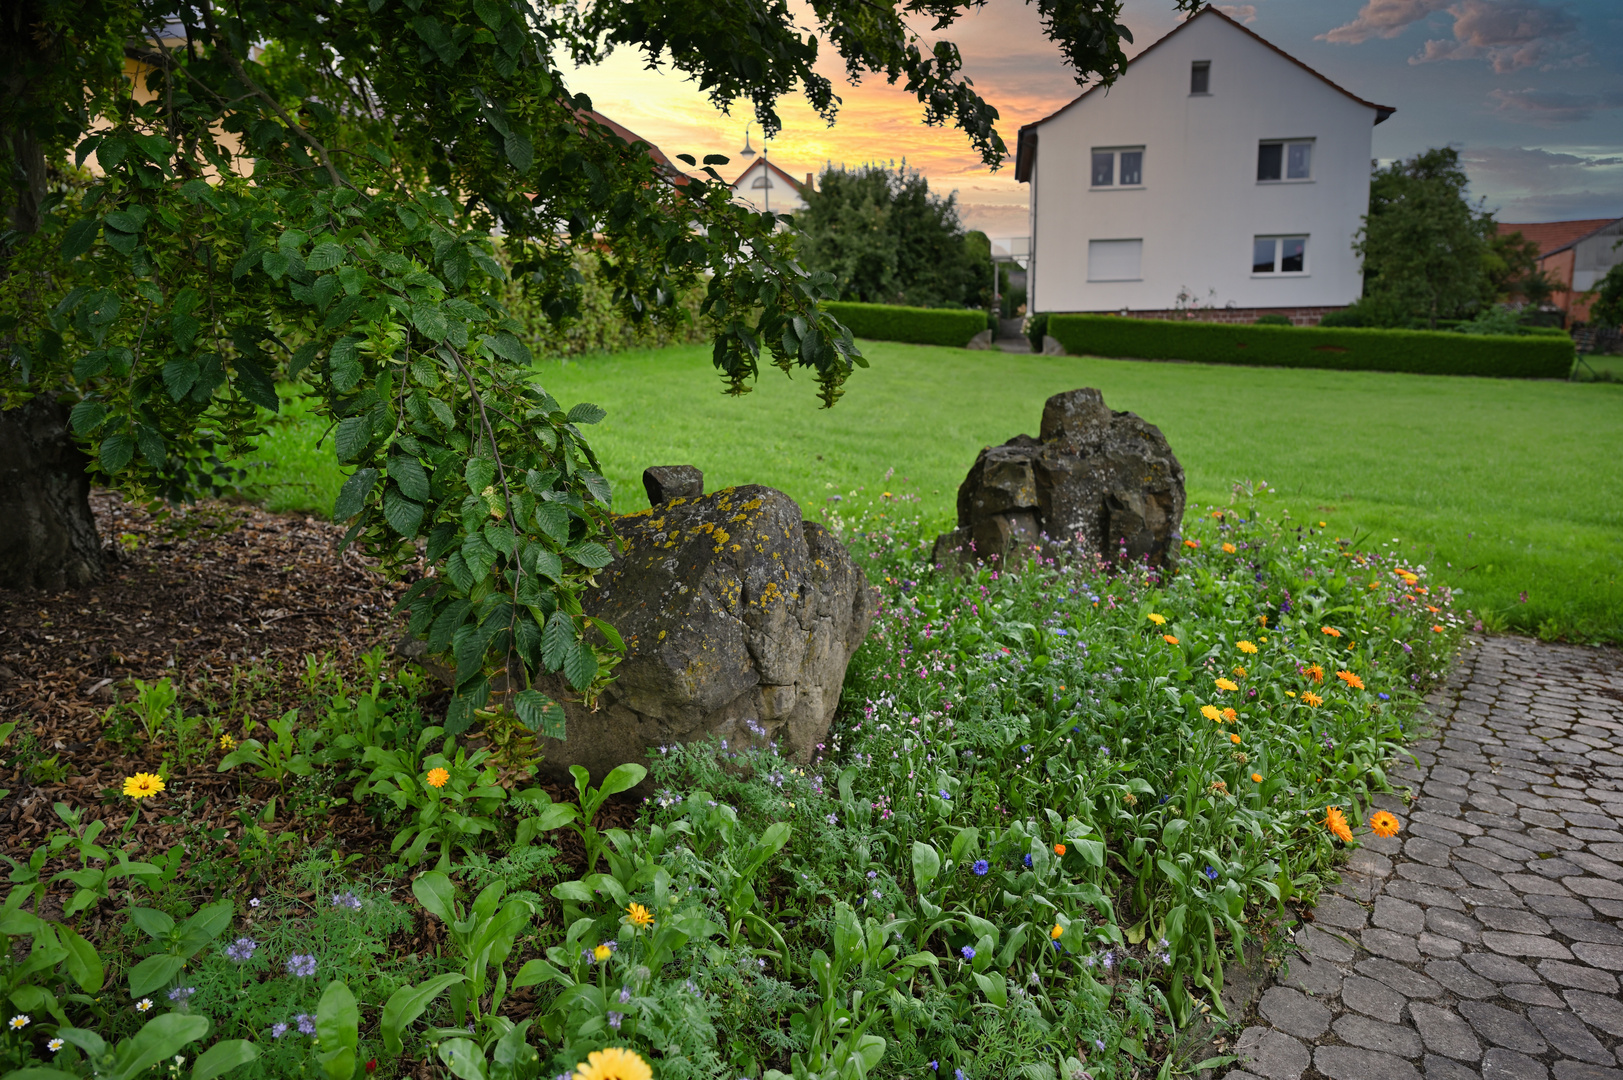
[{"left": 556, "top": 0, "right": 1623, "bottom": 238}]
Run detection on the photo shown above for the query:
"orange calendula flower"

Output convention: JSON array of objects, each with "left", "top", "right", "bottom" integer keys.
[
  {"left": 1147, "top": 613, "right": 1166, "bottom": 626},
  {"left": 1163, "top": 634, "right": 1180, "bottom": 645},
  {"left": 1321, "top": 626, "right": 1342, "bottom": 638},
  {"left": 1222, "top": 707, "right": 1238, "bottom": 722},
  {"left": 1232, "top": 665, "right": 1247, "bottom": 678},
  {"left": 1432, "top": 625, "right": 1445, "bottom": 633},
  {"left": 1222, "top": 543, "right": 1237, "bottom": 554},
  {"left": 1427, "top": 605, "right": 1440, "bottom": 614},
  {"left": 626, "top": 902, "right": 654, "bottom": 927},
  {"left": 1183, "top": 539, "right": 1199, "bottom": 548},
  {"left": 1251, "top": 773, "right": 1263, "bottom": 784},
  {"left": 1336, "top": 670, "right": 1365, "bottom": 690},
  {"left": 1305, "top": 664, "right": 1324, "bottom": 684},
  {"left": 425, "top": 767, "right": 450, "bottom": 789},
  {"left": 1054, "top": 844, "right": 1066, "bottom": 856},
  {"left": 123, "top": 773, "right": 165, "bottom": 799},
  {"left": 1237, "top": 640, "right": 1258, "bottom": 655},
  {"left": 1050, "top": 923, "right": 1064, "bottom": 940},
  {"left": 1201, "top": 705, "right": 1222, "bottom": 722},
  {"left": 1302, "top": 691, "right": 1324, "bottom": 707},
  {"left": 1215, "top": 677, "right": 1239, "bottom": 692},
  {"left": 1325, "top": 807, "right": 1353, "bottom": 843},
  {"left": 1229, "top": 733, "right": 1242, "bottom": 745},
  {"left": 1369, "top": 811, "right": 1401, "bottom": 837}
]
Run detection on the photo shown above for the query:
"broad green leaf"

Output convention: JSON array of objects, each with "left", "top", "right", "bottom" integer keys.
[
  {"left": 99, "top": 432, "right": 135, "bottom": 473},
  {"left": 595, "top": 763, "right": 647, "bottom": 800},
  {"left": 69, "top": 400, "right": 107, "bottom": 434},
  {"left": 306, "top": 241, "right": 347, "bottom": 270},
  {"left": 191, "top": 1039, "right": 259, "bottom": 1080},
  {"left": 514, "top": 689, "right": 567, "bottom": 740},
  {"left": 911, "top": 841, "right": 940, "bottom": 891},
  {"left": 335, "top": 416, "right": 371, "bottom": 463},
  {"left": 561, "top": 637, "right": 595, "bottom": 690},
  {"left": 504, "top": 131, "right": 534, "bottom": 172},
  {"left": 437, "top": 1038, "right": 489, "bottom": 1080},
  {"left": 127, "top": 907, "right": 175, "bottom": 939},
  {"left": 316, "top": 981, "right": 359, "bottom": 1063},
  {"left": 390, "top": 455, "right": 431, "bottom": 501},
  {"left": 109, "top": 1013, "right": 209, "bottom": 1079},
  {"left": 412, "top": 871, "right": 457, "bottom": 924},
  {"left": 566, "top": 402, "right": 606, "bottom": 425},
  {"left": 332, "top": 468, "right": 379, "bottom": 521},
  {"left": 381, "top": 973, "right": 466, "bottom": 1056},
  {"left": 57, "top": 924, "right": 103, "bottom": 992},
  {"left": 464, "top": 457, "right": 495, "bottom": 496},
  {"left": 563, "top": 541, "right": 612, "bottom": 569},
  {"left": 129, "top": 953, "right": 188, "bottom": 997},
  {"left": 383, "top": 489, "right": 425, "bottom": 537}
]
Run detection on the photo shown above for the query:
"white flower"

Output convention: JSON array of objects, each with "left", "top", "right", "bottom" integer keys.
[
  {"left": 249, "top": 897, "right": 261, "bottom": 907},
  {"left": 7, "top": 1014, "right": 29, "bottom": 1030},
  {"left": 135, "top": 998, "right": 153, "bottom": 1012},
  {"left": 48, "top": 1038, "right": 65, "bottom": 1052}
]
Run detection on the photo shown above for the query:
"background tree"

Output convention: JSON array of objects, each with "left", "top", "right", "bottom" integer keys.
[
  {"left": 1485, "top": 229, "right": 1556, "bottom": 312},
  {"left": 1589, "top": 261, "right": 1623, "bottom": 328},
  {"left": 794, "top": 163, "right": 986, "bottom": 308},
  {"left": 1, "top": 0, "right": 1169, "bottom": 731}
]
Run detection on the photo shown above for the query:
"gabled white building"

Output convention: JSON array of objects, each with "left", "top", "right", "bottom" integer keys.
[
  {"left": 1015, "top": 7, "right": 1394, "bottom": 321},
  {"left": 729, "top": 156, "right": 813, "bottom": 216}
]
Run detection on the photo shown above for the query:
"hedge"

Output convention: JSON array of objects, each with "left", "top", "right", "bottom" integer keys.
[
  {"left": 823, "top": 301, "right": 988, "bottom": 348},
  {"left": 1047, "top": 314, "right": 1575, "bottom": 379}
]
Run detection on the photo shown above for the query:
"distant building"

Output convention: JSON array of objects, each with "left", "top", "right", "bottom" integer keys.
[
  {"left": 1497, "top": 217, "right": 1621, "bottom": 326},
  {"left": 729, "top": 134, "right": 813, "bottom": 215},
  {"left": 1015, "top": 6, "right": 1394, "bottom": 324}
]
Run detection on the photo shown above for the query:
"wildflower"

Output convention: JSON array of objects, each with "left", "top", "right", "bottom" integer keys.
[
  {"left": 1321, "top": 627, "right": 1342, "bottom": 638},
  {"left": 627, "top": 902, "right": 654, "bottom": 928},
  {"left": 1251, "top": 773, "right": 1263, "bottom": 783},
  {"left": 123, "top": 773, "right": 165, "bottom": 799},
  {"left": 331, "top": 891, "right": 362, "bottom": 911},
  {"left": 1378, "top": 692, "right": 1390, "bottom": 701},
  {"left": 1162, "top": 634, "right": 1180, "bottom": 645},
  {"left": 619, "top": 987, "right": 632, "bottom": 1004},
  {"left": 594, "top": 944, "right": 612, "bottom": 962},
  {"left": 1051, "top": 923, "right": 1064, "bottom": 940},
  {"left": 1054, "top": 844, "right": 1066, "bottom": 856},
  {"left": 1230, "top": 733, "right": 1241, "bottom": 744},
  {"left": 1023, "top": 854, "right": 1033, "bottom": 868},
  {"left": 425, "top": 767, "right": 450, "bottom": 789},
  {"left": 1102, "top": 951, "right": 1115, "bottom": 969},
  {"left": 1237, "top": 640, "right": 1258, "bottom": 654},
  {"left": 1222, "top": 707, "right": 1238, "bottom": 722},
  {"left": 1286, "top": 690, "right": 1297, "bottom": 698},
  {"left": 49, "top": 1038, "right": 64, "bottom": 1052},
  {"left": 1147, "top": 613, "right": 1166, "bottom": 626},
  {"left": 867, "top": 870, "right": 877, "bottom": 879},
  {"left": 1209, "top": 780, "right": 1228, "bottom": 794},
  {"left": 366, "top": 1061, "right": 377, "bottom": 1074},
  {"left": 972, "top": 860, "right": 989, "bottom": 876},
  {"left": 249, "top": 897, "right": 261, "bottom": 908},
  {"left": 961, "top": 945, "right": 976, "bottom": 960},
  {"left": 957, "top": 1071, "right": 968, "bottom": 1080},
  {"left": 1369, "top": 811, "right": 1401, "bottom": 838},
  {"left": 1222, "top": 543, "right": 1236, "bottom": 554},
  {"left": 220, "top": 733, "right": 236, "bottom": 751},
  {"left": 1336, "top": 670, "right": 1365, "bottom": 690},
  {"left": 1232, "top": 665, "right": 1247, "bottom": 678},
  {"left": 930, "top": 1064, "right": 938, "bottom": 1072},
  {"left": 136, "top": 998, "right": 154, "bottom": 1013},
  {"left": 1122, "top": 793, "right": 1137, "bottom": 806},
  {"left": 1183, "top": 539, "right": 1198, "bottom": 548},
  {"left": 272, "top": 1023, "right": 288, "bottom": 1039},
  {"left": 295, "top": 1013, "right": 316, "bottom": 1036},
  {"left": 939, "top": 789, "right": 951, "bottom": 800},
  {"left": 606, "top": 1011, "right": 623, "bottom": 1030},
  {"left": 1302, "top": 691, "right": 1323, "bottom": 707},
  {"left": 1204, "top": 866, "right": 1218, "bottom": 881},
  {"left": 1305, "top": 664, "right": 1324, "bottom": 683},
  {"left": 285, "top": 954, "right": 317, "bottom": 978},
  {"left": 168, "top": 986, "right": 196, "bottom": 1004},
  {"left": 8, "top": 1015, "right": 28, "bottom": 1030},
  {"left": 1432, "top": 625, "right": 1444, "bottom": 633},
  {"left": 1200, "top": 705, "right": 1222, "bottom": 722},
  {"left": 1095, "top": 1040, "right": 1106, "bottom": 1052},
  {"left": 1325, "top": 807, "right": 1353, "bottom": 843},
  {"left": 1215, "top": 678, "right": 1238, "bottom": 692}
]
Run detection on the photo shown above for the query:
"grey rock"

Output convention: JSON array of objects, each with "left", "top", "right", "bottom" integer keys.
[
  {"left": 931, "top": 388, "right": 1186, "bottom": 570},
  {"left": 1375, "top": 896, "right": 1426, "bottom": 935},
  {"left": 1426, "top": 907, "right": 1483, "bottom": 943},
  {"left": 1316, "top": 896, "right": 1370, "bottom": 930},
  {"left": 1419, "top": 931, "right": 1465, "bottom": 958},
  {"left": 1552, "top": 918, "right": 1623, "bottom": 945},
  {"left": 1041, "top": 333, "right": 1066, "bottom": 356},
  {"left": 1398, "top": 863, "right": 1470, "bottom": 889},
  {"left": 1460, "top": 1002, "right": 1548, "bottom": 1054},
  {"left": 1480, "top": 1049, "right": 1548, "bottom": 1080},
  {"left": 1551, "top": 1064, "right": 1623, "bottom": 1080},
  {"left": 1570, "top": 942, "right": 1623, "bottom": 970},
  {"left": 1357, "top": 958, "right": 1444, "bottom": 999},
  {"left": 1476, "top": 908, "right": 1553, "bottom": 935},
  {"left": 1314, "top": 1045, "right": 1421, "bottom": 1080},
  {"left": 1564, "top": 876, "right": 1623, "bottom": 901},
  {"left": 1386, "top": 878, "right": 1468, "bottom": 911},
  {"left": 1298, "top": 925, "right": 1356, "bottom": 964},
  {"left": 1361, "top": 928, "right": 1424, "bottom": 963},
  {"left": 1259, "top": 987, "right": 1331, "bottom": 1039},
  {"left": 1536, "top": 960, "right": 1618, "bottom": 993},
  {"left": 1564, "top": 989, "right": 1623, "bottom": 1037},
  {"left": 1500, "top": 983, "right": 1564, "bottom": 1008},
  {"left": 1423, "top": 1055, "right": 1483, "bottom": 1080},
  {"left": 536, "top": 485, "right": 875, "bottom": 780},
  {"left": 1340, "top": 974, "right": 1407, "bottom": 1021},
  {"left": 1282, "top": 954, "right": 1343, "bottom": 997},
  {"left": 1406, "top": 836, "right": 1457, "bottom": 866},
  {"left": 1523, "top": 895, "right": 1595, "bottom": 919},
  {"left": 1411, "top": 1002, "right": 1482, "bottom": 1061},
  {"left": 1333, "top": 1014, "right": 1424, "bottom": 1059},
  {"left": 641, "top": 465, "right": 704, "bottom": 505},
  {"left": 1481, "top": 931, "right": 1573, "bottom": 960},
  {"left": 964, "top": 328, "right": 995, "bottom": 350},
  {"left": 1234, "top": 1026, "right": 1310, "bottom": 1080},
  {"left": 1529, "top": 1006, "right": 1613, "bottom": 1064}
]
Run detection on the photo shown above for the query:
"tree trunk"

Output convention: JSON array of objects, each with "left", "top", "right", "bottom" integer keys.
[{"left": 0, "top": 396, "right": 103, "bottom": 591}]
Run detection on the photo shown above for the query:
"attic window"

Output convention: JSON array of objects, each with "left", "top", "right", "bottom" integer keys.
[
  {"left": 1091, "top": 147, "right": 1145, "bottom": 188},
  {"left": 1191, "top": 61, "right": 1210, "bottom": 94},
  {"left": 1258, "top": 140, "right": 1313, "bottom": 182}
]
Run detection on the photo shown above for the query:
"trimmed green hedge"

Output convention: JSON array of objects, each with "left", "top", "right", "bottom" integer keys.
[
  {"left": 824, "top": 301, "right": 988, "bottom": 348},
  {"left": 1047, "top": 314, "right": 1575, "bottom": 379}
]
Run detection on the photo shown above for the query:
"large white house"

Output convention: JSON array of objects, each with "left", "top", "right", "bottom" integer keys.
[{"left": 1015, "top": 7, "right": 1394, "bottom": 320}]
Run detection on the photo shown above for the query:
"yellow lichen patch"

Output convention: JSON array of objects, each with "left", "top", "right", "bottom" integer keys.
[{"left": 761, "top": 581, "right": 784, "bottom": 604}]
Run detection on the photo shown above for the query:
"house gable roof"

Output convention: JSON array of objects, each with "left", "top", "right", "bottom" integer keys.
[
  {"left": 1497, "top": 217, "right": 1621, "bottom": 259},
  {"left": 730, "top": 157, "right": 811, "bottom": 197},
  {"left": 1015, "top": 5, "right": 1395, "bottom": 182}
]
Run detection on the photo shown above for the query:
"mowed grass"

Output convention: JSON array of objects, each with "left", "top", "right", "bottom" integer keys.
[{"left": 241, "top": 342, "right": 1623, "bottom": 643}]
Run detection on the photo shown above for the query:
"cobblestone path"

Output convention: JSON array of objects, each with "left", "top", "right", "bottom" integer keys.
[{"left": 1226, "top": 636, "right": 1623, "bottom": 1080}]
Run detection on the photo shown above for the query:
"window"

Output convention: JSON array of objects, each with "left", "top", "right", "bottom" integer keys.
[
  {"left": 1257, "top": 140, "right": 1313, "bottom": 182},
  {"left": 1190, "top": 61, "right": 1210, "bottom": 94},
  {"left": 1253, "top": 236, "right": 1307, "bottom": 275},
  {"left": 1090, "top": 147, "right": 1145, "bottom": 188},
  {"left": 1089, "top": 239, "right": 1143, "bottom": 281}
]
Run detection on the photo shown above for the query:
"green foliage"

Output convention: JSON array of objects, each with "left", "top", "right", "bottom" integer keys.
[
  {"left": 1252, "top": 314, "right": 1292, "bottom": 326},
  {"left": 1024, "top": 312, "right": 1051, "bottom": 352},
  {"left": 354, "top": 728, "right": 509, "bottom": 871},
  {"left": 1590, "top": 262, "right": 1623, "bottom": 328},
  {"left": 1047, "top": 313, "right": 1575, "bottom": 379},
  {"left": 503, "top": 252, "right": 711, "bottom": 359},
  {"left": 795, "top": 164, "right": 986, "bottom": 309},
  {"left": 822, "top": 303, "right": 987, "bottom": 348}
]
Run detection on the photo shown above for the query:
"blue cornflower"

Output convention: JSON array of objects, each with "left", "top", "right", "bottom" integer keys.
[
  {"left": 1204, "top": 866, "right": 1219, "bottom": 881},
  {"left": 957, "top": 1071, "right": 968, "bottom": 1080},
  {"left": 972, "top": 860, "right": 989, "bottom": 876},
  {"left": 939, "top": 789, "right": 951, "bottom": 800},
  {"left": 960, "top": 946, "right": 975, "bottom": 960},
  {"left": 1023, "top": 854, "right": 1033, "bottom": 868},
  {"left": 1378, "top": 692, "right": 1390, "bottom": 700},
  {"left": 929, "top": 1063, "right": 938, "bottom": 1072}
]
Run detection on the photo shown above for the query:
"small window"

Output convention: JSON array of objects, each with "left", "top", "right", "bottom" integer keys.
[
  {"left": 1191, "top": 61, "right": 1210, "bottom": 94},
  {"left": 1253, "top": 236, "right": 1308, "bottom": 275},
  {"left": 1258, "top": 140, "right": 1313, "bottom": 182},
  {"left": 1091, "top": 147, "right": 1145, "bottom": 188},
  {"left": 1089, "top": 239, "right": 1143, "bottom": 281}
]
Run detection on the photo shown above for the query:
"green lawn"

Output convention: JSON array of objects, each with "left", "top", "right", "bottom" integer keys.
[{"left": 243, "top": 342, "right": 1623, "bottom": 643}]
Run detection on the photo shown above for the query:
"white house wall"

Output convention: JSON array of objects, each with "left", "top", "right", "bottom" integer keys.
[
  {"left": 730, "top": 160, "right": 809, "bottom": 215},
  {"left": 1029, "top": 13, "right": 1376, "bottom": 313}
]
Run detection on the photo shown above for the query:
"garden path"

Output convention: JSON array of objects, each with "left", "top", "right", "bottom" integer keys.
[{"left": 1224, "top": 635, "right": 1623, "bottom": 1080}]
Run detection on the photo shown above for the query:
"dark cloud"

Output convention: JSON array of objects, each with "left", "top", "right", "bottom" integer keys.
[
  {"left": 1489, "top": 86, "right": 1623, "bottom": 121},
  {"left": 1460, "top": 144, "right": 1623, "bottom": 219}
]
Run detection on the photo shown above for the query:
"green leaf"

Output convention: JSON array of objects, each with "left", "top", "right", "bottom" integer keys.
[
  {"left": 381, "top": 973, "right": 466, "bottom": 1056},
  {"left": 234, "top": 361, "right": 280, "bottom": 412},
  {"left": 533, "top": 503, "right": 570, "bottom": 543},
  {"left": 464, "top": 457, "right": 495, "bottom": 495},
  {"left": 383, "top": 489, "right": 425, "bottom": 537},
  {"left": 412, "top": 871, "right": 457, "bottom": 924},
  {"left": 486, "top": 330, "right": 531, "bottom": 363},
  {"left": 595, "top": 763, "right": 647, "bottom": 800},
  {"left": 191, "top": 1040, "right": 259, "bottom": 1080},
  {"left": 57, "top": 924, "right": 103, "bottom": 992},
  {"left": 129, "top": 953, "right": 187, "bottom": 997},
  {"left": 541, "top": 611, "right": 572, "bottom": 668},
  {"left": 69, "top": 400, "right": 108, "bottom": 434},
  {"left": 514, "top": 689, "right": 567, "bottom": 740},
  {"left": 162, "top": 358, "right": 199, "bottom": 400},
  {"left": 911, "top": 841, "right": 941, "bottom": 891},
  {"left": 127, "top": 907, "right": 175, "bottom": 939},
  {"left": 564, "top": 541, "right": 612, "bottom": 569},
  {"left": 104, "top": 208, "right": 149, "bottom": 234},
  {"left": 411, "top": 302, "right": 449, "bottom": 341},
  {"left": 504, "top": 131, "right": 534, "bottom": 173},
  {"left": 99, "top": 432, "right": 135, "bottom": 473},
  {"left": 390, "top": 455, "right": 431, "bottom": 501},
  {"left": 566, "top": 402, "right": 606, "bottom": 425},
  {"left": 562, "top": 637, "right": 595, "bottom": 690},
  {"left": 316, "top": 981, "right": 359, "bottom": 1075},
  {"left": 335, "top": 416, "right": 371, "bottom": 463},
  {"left": 61, "top": 217, "right": 100, "bottom": 259},
  {"left": 333, "top": 468, "right": 379, "bottom": 521},
  {"left": 306, "top": 241, "right": 347, "bottom": 270},
  {"left": 437, "top": 1038, "right": 489, "bottom": 1080}
]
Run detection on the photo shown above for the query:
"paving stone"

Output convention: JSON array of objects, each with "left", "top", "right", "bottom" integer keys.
[
  {"left": 1354, "top": 958, "right": 1444, "bottom": 999},
  {"left": 1400, "top": 863, "right": 1471, "bottom": 889},
  {"left": 1411, "top": 1002, "right": 1482, "bottom": 1061},
  {"left": 1340, "top": 974, "right": 1407, "bottom": 1021},
  {"left": 1569, "top": 942, "right": 1623, "bottom": 970},
  {"left": 1480, "top": 1048, "right": 1549, "bottom": 1080},
  {"left": 1460, "top": 1002, "right": 1548, "bottom": 1054},
  {"left": 1536, "top": 960, "right": 1618, "bottom": 993},
  {"left": 1563, "top": 989, "right": 1623, "bottom": 1037},
  {"left": 1564, "top": 877, "right": 1623, "bottom": 900},
  {"left": 1259, "top": 987, "right": 1331, "bottom": 1040},
  {"left": 1424, "top": 1054, "right": 1483, "bottom": 1080},
  {"left": 1457, "top": 847, "right": 1528, "bottom": 874},
  {"left": 1297, "top": 925, "right": 1356, "bottom": 964},
  {"left": 1235, "top": 1026, "right": 1310, "bottom": 1080},
  {"left": 1502, "top": 874, "right": 1573, "bottom": 897},
  {"left": 1565, "top": 852, "right": 1623, "bottom": 880},
  {"left": 1472, "top": 793, "right": 1522, "bottom": 817},
  {"left": 1330, "top": 872, "right": 1382, "bottom": 903},
  {"left": 1414, "top": 823, "right": 1469, "bottom": 847},
  {"left": 1551, "top": 918, "right": 1623, "bottom": 946},
  {"left": 1501, "top": 984, "right": 1564, "bottom": 1007},
  {"left": 1426, "top": 907, "right": 1482, "bottom": 943},
  {"left": 1416, "top": 811, "right": 1485, "bottom": 837},
  {"left": 1362, "top": 928, "right": 1424, "bottom": 963},
  {"left": 1463, "top": 951, "right": 1543, "bottom": 983},
  {"left": 1481, "top": 931, "right": 1574, "bottom": 960},
  {"left": 1461, "top": 889, "right": 1527, "bottom": 909},
  {"left": 1591, "top": 898, "right": 1623, "bottom": 918},
  {"left": 1526, "top": 857, "right": 1587, "bottom": 880},
  {"left": 1419, "top": 932, "right": 1465, "bottom": 958},
  {"left": 1348, "top": 850, "right": 1395, "bottom": 879},
  {"left": 1529, "top": 1006, "right": 1614, "bottom": 1065},
  {"left": 1523, "top": 895, "right": 1596, "bottom": 918},
  {"left": 1408, "top": 837, "right": 1458, "bottom": 867},
  {"left": 1387, "top": 878, "right": 1468, "bottom": 911},
  {"left": 1333, "top": 1014, "right": 1424, "bottom": 1059},
  {"left": 1476, "top": 908, "right": 1552, "bottom": 935},
  {"left": 1375, "top": 896, "right": 1427, "bottom": 935},
  {"left": 1314, "top": 896, "right": 1371, "bottom": 930},
  {"left": 1468, "top": 811, "right": 1527, "bottom": 832},
  {"left": 1428, "top": 959, "right": 1502, "bottom": 998},
  {"left": 1458, "top": 864, "right": 1513, "bottom": 890},
  {"left": 1281, "top": 954, "right": 1343, "bottom": 997},
  {"left": 1314, "top": 1045, "right": 1421, "bottom": 1080},
  {"left": 1551, "top": 1064, "right": 1623, "bottom": 1080}
]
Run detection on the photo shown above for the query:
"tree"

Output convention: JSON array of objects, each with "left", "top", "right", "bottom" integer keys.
[
  {"left": 1, "top": 0, "right": 1172, "bottom": 730},
  {"left": 1355, "top": 148, "right": 1494, "bottom": 328},
  {"left": 794, "top": 163, "right": 985, "bottom": 308},
  {"left": 1485, "top": 229, "right": 1555, "bottom": 311},
  {"left": 1590, "top": 262, "right": 1623, "bottom": 328}
]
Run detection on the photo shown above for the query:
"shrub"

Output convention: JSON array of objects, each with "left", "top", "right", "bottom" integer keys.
[
  {"left": 1047, "top": 313, "right": 1574, "bottom": 379},
  {"left": 1253, "top": 313, "right": 1293, "bottom": 326},
  {"left": 1025, "top": 311, "right": 1051, "bottom": 352},
  {"left": 823, "top": 301, "right": 989, "bottom": 347}
]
